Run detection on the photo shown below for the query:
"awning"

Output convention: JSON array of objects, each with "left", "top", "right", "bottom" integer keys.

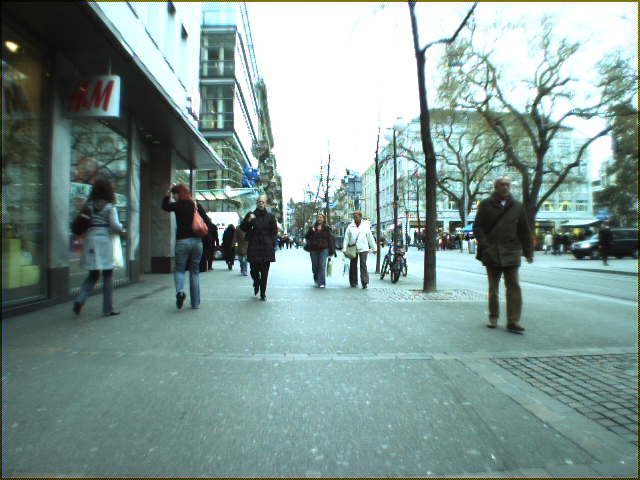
[
  {"left": 560, "top": 218, "right": 601, "bottom": 228},
  {"left": 462, "top": 224, "right": 474, "bottom": 233}
]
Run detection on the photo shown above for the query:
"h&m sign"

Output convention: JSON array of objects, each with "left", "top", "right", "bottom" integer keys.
[{"left": 63, "top": 76, "right": 121, "bottom": 118}]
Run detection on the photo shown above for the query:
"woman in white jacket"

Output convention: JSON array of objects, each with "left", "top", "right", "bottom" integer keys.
[{"left": 343, "top": 211, "right": 377, "bottom": 289}]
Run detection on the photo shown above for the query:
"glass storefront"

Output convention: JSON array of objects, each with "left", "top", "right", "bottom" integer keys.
[
  {"left": 69, "top": 120, "right": 129, "bottom": 290},
  {"left": 2, "top": 24, "right": 48, "bottom": 306}
]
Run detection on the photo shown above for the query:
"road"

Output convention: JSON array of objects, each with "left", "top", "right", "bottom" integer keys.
[{"left": 403, "top": 247, "right": 638, "bottom": 302}]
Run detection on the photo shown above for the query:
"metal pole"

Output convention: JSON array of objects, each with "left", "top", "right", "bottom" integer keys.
[{"left": 393, "top": 130, "right": 398, "bottom": 248}]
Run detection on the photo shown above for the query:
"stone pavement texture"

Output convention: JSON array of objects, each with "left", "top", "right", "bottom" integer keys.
[{"left": 1, "top": 248, "right": 638, "bottom": 478}]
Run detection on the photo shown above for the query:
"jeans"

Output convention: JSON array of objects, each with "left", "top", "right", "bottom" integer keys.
[
  {"left": 310, "top": 249, "right": 329, "bottom": 286},
  {"left": 486, "top": 266, "right": 522, "bottom": 324},
  {"left": 175, "top": 237, "right": 203, "bottom": 308},
  {"left": 77, "top": 269, "right": 114, "bottom": 314},
  {"left": 238, "top": 254, "right": 248, "bottom": 275}
]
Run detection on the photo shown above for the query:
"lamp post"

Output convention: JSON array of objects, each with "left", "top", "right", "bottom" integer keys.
[{"left": 384, "top": 118, "right": 409, "bottom": 248}]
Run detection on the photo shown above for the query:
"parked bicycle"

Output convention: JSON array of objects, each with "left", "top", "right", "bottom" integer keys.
[{"left": 380, "top": 243, "right": 408, "bottom": 283}]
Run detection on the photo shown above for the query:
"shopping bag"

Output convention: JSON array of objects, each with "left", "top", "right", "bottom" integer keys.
[
  {"left": 112, "top": 234, "right": 124, "bottom": 268},
  {"left": 326, "top": 257, "right": 333, "bottom": 277}
]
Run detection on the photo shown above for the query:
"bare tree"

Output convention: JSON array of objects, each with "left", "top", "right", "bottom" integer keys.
[
  {"left": 440, "top": 16, "right": 639, "bottom": 228},
  {"left": 408, "top": 0, "right": 477, "bottom": 292}
]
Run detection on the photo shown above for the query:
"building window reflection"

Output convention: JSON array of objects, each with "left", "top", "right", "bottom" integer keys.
[
  {"left": 69, "top": 120, "right": 129, "bottom": 290},
  {"left": 1, "top": 23, "right": 48, "bottom": 306}
]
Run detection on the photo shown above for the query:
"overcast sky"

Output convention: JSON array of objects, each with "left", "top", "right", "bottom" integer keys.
[{"left": 247, "top": 2, "right": 638, "bottom": 203}]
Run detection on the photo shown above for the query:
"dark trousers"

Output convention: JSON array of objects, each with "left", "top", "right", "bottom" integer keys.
[
  {"left": 250, "top": 262, "right": 271, "bottom": 295},
  {"left": 486, "top": 266, "right": 522, "bottom": 324},
  {"left": 349, "top": 251, "right": 369, "bottom": 287}
]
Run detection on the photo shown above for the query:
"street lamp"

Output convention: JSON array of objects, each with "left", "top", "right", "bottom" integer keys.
[{"left": 384, "top": 118, "right": 409, "bottom": 248}]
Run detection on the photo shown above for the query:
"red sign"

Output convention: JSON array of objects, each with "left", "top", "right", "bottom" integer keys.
[{"left": 63, "top": 76, "right": 121, "bottom": 118}]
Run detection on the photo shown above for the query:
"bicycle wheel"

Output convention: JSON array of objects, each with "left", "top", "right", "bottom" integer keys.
[
  {"left": 380, "top": 259, "right": 389, "bottom": 280},
  {"left": 402, "top": 258, "right": 408, "bottom": 276}
]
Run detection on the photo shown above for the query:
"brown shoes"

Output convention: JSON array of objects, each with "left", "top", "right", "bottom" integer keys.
[
  {"left": 506, "top": 323, "right": 525, "bottom": 333},
  {"left": 487, "top": 317, "right": 498, "bottom": 328}
]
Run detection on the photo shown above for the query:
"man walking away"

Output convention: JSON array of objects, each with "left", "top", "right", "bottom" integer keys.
[{"left": 473, "top": 176, "right": 534, "bottom": 333}]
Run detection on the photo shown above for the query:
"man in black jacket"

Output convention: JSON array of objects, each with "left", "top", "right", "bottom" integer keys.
[
  {"left": 473, "top": 176, "right": 534, "bottom": 333},
  {"left": 240, "top": 195, "right": 278, "bottom": 301},
  {"left": 598, "top": 225, "right": 614, "bottom": 266}
]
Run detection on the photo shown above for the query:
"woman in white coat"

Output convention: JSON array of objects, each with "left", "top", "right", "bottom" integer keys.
[
  {"left": 73, "top": 178, "right": 125, "bottom": 316},
  {"left": 343, "top": 211, "right": 377, "bottom": 289}
]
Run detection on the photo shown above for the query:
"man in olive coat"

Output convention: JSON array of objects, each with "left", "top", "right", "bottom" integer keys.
[{"left": 473, "top": 176, "right": 534, "bottom": 333}]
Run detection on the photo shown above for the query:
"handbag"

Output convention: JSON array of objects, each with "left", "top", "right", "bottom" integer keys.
[
  {"left": 112, "top": 234, "right": 124, "bottom": 268},
  {"left": 475, "top": 203, "right": 514, "bottom": 262},
  {"left": 344, "top": 231, "right": 360, "bottom": 260},
  {"left": 192, "top": 201, "right": 209, "bottom": 237},
  {"left": 71, "top": 204, "right": 93, "bottom": 236}
]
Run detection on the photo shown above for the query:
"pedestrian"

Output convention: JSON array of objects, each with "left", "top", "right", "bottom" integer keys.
[
  {"left": 200, "top": 223, "right": 219, "bottom": 272},
  {"left": 240, "top": 195, "right": 278, "bottom": 301},
  {"left": 234, "top": 224, "right": 249, "bottom": 276},
  {"left": 473, "top": 176, "right": 534, "bottom": 333},
  {"left": 543, "top": 231, "right": 552, "bottom": 254},
  {"left": 73, "top": 178, "right": 126, "bottom": 316},
  {"left": 222, "top": 224, "right": 236, "bottom": 270},
  {"left": 598, "top": 225, "right": 613, "bottom": 266},
  {"left": 162, "top": 183, "right": 214, "bottom": 310},
  {"left": 552, "top": 233, "right": 562, "bottom": 256},
  {"left": 344, "top": 210, "right": 377, "bottom": 289},
  {"left": 304, "top": 213, "right": 336, "bottom": 288}
]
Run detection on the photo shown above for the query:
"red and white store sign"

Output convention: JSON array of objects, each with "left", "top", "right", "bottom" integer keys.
[{"left": 63, "top": 75, "right": 121, "bottom": 118}]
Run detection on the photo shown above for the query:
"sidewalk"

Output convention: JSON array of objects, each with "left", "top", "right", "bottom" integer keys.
[{"left": 2, "top": 248, "right": 637, "bottom": 477}]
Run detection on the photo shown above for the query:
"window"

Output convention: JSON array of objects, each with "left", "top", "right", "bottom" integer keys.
[
  {"left": 200, "top": 85, "right": 234, "bottom": 130},
  {"left": 69, "top": 120, "right": 129, "bottom": 290},
  {"left": 2, "top": 24, "right": 49, "bottom": 305},
  {"left": 575, "top": 201, "right": 588, "bottom": 212}
]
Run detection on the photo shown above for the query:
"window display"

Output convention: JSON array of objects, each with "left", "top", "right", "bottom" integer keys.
[
  {"left": 2, "top": 24, "right": 48, "bottom": 306},
  {"left": 69, "top": 120, "right": 129, "bottom": 290}
]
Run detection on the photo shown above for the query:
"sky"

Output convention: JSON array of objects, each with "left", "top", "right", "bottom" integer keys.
[{"left": 246, "top": 2, "right": 638, "bottom": 203}]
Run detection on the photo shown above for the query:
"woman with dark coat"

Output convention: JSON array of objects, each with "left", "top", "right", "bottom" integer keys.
[
  {"left": 304, "top": 213, "right": 336, "bottom": 288},
  {"left": 73, "top": 178, "right": 125, "bottom": 316},
  {"left": 222, "top": 224, "right": 237, "bottom": 270},
  {"left": 240, "top": 195, "right": 278, "bottom": 301},
  {"left": 162, "top": 183, "right": 214, "bottom": 310},
  {"left": 200, "top": 223, "right": 219, "bottom": 272}
]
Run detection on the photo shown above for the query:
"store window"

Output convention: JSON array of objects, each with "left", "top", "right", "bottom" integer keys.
[
  {"left": 69, "top": 120, "right": 129, "bottom": 290},
  {"left": 2, "top": 24, "right": 49, "bottom": 306}
]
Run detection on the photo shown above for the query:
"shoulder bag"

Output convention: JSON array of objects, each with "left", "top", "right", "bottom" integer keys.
[
  {"left": 344, "top": 232, "right": 360, "bottom": 260},
  {"left": 475, "top": 203, "right": 513, "bottom": 262},
  {"left": 71, "top": 204, "right": 93, "bottom": 236},
  {"left": 192, "top": 201, "right": 209, "bottom": 238}
]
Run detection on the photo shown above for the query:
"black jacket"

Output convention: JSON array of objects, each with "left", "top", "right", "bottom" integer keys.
[
  {"left": 162, "top": 196, "right": 214, "bottom": 241},
  {"left": 304, "top": 225, "right": 336, "bottom": 255},
  {"left": 240, "top": 208, "right": 278, "bottom": 263}
]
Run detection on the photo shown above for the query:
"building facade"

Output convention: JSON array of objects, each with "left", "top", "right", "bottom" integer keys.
[
  {"left": 196, "top": 2, "right": 282, "bottom": 224},
  {"left": 360, "top": 113, "right": 596, "bottom": 243},
  {"left": 2, "top": 1, "right": 223, "bottom": 317}
]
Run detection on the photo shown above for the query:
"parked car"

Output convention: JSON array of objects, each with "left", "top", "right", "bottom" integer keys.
[{"left": 570, "top": 228, "right": 638, "bottom": 260}]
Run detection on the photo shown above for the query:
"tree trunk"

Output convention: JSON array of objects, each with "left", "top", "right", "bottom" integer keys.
[{"left": 409, "top": 2, "right": 436, "bottom": 292}]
